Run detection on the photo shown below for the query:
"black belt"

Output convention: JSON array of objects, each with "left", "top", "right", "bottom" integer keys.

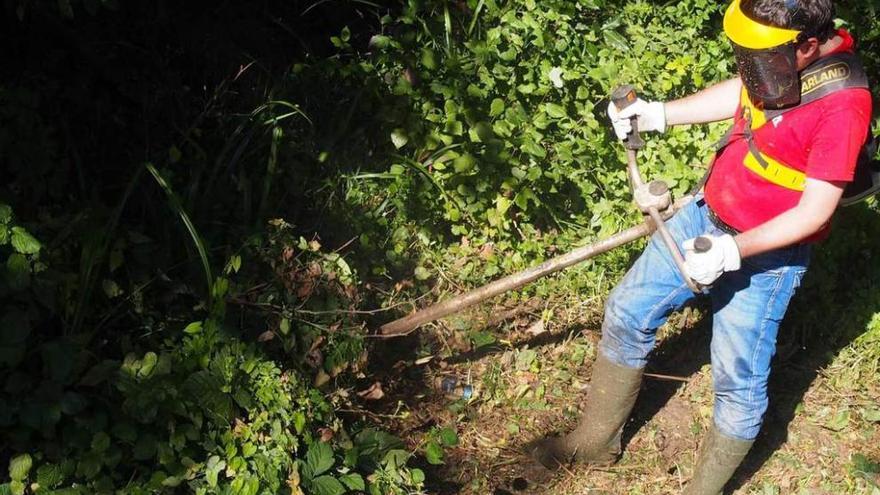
[{"left": 706, "top": 207, "right": 740, "bottom": 236}]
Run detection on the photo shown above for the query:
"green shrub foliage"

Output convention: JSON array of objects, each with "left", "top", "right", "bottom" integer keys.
[
  {"left": 0, "top": 200, "right": 426, "bottom": 494},
  {"left": 357, "top": 0, "right": 730, "bottom": 238},
  {"left": 1, "top": 0, "right": 878, "bottom": 494}
]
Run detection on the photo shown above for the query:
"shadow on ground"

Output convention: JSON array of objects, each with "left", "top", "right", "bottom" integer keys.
[{"left": 728, "top": 204, "right": 880, "bottom": 493}]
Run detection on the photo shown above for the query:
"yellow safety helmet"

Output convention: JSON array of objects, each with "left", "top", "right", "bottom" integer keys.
[
  {"left": 723, "top": 0, "right": 802, "bottom": 50},
  {"left": 723, "top": 0, "right": 806, "bottom": 108}
]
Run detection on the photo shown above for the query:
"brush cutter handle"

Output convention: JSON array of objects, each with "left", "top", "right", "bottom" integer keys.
[
  {"left": 611, "top": 85, "right": 646, "bottom": 151},
  {"left": 693, "top": 236, "right": 713, "bottom": 253},
  {"left": 612, "top": 84, "right": 704, "bottom": 293},
  {"left": 645, "top": 206, "right": 703, "bottom": 293}
]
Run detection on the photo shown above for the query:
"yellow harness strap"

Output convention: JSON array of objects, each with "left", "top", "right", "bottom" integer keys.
[{"left": 739, "top": 89, "right": 808, "bottom": 191}]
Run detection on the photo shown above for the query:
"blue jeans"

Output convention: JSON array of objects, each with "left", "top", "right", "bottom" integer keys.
[{"left": 599, "top": 196, "right": 810, "bottom": 440}]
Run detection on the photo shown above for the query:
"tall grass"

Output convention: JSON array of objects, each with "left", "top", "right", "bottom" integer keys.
[{"left": 146, "top": 163, "right": 215, "bottom": 309}]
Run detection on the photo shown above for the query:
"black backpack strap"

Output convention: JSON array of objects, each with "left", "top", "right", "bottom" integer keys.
[
  {"left": 766, "top": 52, "right": 870, "bottom": 120},
  {"left": 841, "top": 130, "right": 880, "bottom": 206},
  {"left": 690, "top": 123, "right": 735, "bottom": 195},
  {"left": 714, "top": 124, "right": 735, "bottom": 152}
]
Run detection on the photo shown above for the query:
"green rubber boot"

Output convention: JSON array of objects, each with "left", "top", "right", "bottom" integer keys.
[
  {"left": 684, "top": 426, "right": 754, "bottom": 495},
  {"left": 529, "top": 352, "right": 643, "bottom": 469}
]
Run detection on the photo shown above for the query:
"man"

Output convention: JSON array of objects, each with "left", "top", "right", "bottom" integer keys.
[{"left": 531, "top": 0, "right": 873, "bottom": 493}]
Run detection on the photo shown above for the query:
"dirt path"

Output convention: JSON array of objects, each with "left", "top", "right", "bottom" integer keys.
[{"left": 362, "top": 299, "right": 880, "bottom": 495}]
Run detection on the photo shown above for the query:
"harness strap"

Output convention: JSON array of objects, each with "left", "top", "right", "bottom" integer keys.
[
  {"left": 766, "top": 52, "right": 869, "bottom": 121},
  {"left": 698, "top": 52, "right": 871, "bottom": 194},
  {"left": 741, "top": 112, "right": 808, "bottom": 191}
]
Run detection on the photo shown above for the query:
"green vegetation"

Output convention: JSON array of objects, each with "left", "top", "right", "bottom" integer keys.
[{"left": 1, "top": 0, "right": 879, "bottom": 494}]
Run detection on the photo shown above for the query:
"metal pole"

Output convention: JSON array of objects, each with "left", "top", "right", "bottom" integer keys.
[{"left": 379, "top": 220, "right": 657, "bottom": 337}]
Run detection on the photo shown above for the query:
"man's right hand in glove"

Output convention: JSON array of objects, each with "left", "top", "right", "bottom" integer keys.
[
  {"left": 606, "top": 78, "right": 743, "bottom": 141},
  {"left": 606, "top": 98, "right": 667, "bottom": 140}
]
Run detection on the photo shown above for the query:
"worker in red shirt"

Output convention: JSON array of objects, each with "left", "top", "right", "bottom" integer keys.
[{"left": 531, "top": 0, "right": 874, "bottom": 493}]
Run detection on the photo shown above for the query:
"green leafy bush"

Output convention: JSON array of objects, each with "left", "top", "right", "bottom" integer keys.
[
  {"left": 294, "top": 0, "right": 739, "bottom": 294},
  {"left": 0, "top": 204, "right": 44, "bottom": 367},
  {"left": 1, "top": 0, "right": 879, "bottom": 493},
  {"left": 360, "top": 0, "right": 729, "bottom": 239},
  {"left": 0, "top": 203, "right": 427, "bottom": 494}
]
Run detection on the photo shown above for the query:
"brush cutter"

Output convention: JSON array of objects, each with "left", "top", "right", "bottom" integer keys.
[{"left": 380, "top": 86, "right": 710, "bottom": 337}]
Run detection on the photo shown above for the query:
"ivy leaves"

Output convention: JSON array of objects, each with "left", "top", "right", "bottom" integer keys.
[
  {"left": 204, "top": 456, "right": 225, "bottom": 488},
  {"left": 0, "top": 204, "right": 42, "bottom": 290},
  {"left": 8, "top": 454, "right": 31, "bottom": 483},
  {"left": 424, "top": 427, "right": 459, "bottom": 465},
  {"left": 294, "top": 440, "right": 370, "bottom": 495},
  {"left": 304, "top": 442, "right": 336, "bottom": 481},
  {"left": 0, "top": 206, "right": 41, "bottom": 255},
  {"left": 8, "top": 228, "right": 40, "bottom": 255},
  {"left": 0, "top": 207, "right": 42, "bottom": 369},
  {"left": 5, "top": 454, "right": 32, "bottom": 495}
]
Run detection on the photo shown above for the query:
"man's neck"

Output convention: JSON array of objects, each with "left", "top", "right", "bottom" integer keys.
[{"left": 818, "top": 34, "right": 844, "bottom": 57}]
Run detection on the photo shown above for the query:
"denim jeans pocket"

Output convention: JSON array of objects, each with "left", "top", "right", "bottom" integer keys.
[
  {"left": 743, "top": 249, "right": 794, "bottom": 274},
  {"left": 742, "top": 244, "right": 810, "bottom": 275}
]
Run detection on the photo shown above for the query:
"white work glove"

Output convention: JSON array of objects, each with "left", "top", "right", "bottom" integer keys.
[
  {"left": 683, "top": 234, "right": 741, "bottom": 286},
  {"left": 607, "top": 99, "right": 667, "bottom": 141}
]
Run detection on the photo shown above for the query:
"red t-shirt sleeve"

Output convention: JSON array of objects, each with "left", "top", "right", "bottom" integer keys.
[{"left": 805, "top": 89, "right": 873, "bottom": 182}]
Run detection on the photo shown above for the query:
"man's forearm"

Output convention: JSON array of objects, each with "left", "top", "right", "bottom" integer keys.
[
  {"left": 734, "top": 179, "right": 845, "bottom": 258},
  {"left": 734, "top": 208, "right": 824, "bottom": 258},
  {"left": 665, "top": 78, "right": 742, "bottom": 126}
]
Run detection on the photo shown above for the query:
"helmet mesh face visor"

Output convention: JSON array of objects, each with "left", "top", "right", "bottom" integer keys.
[{"left": 733, "top": 42, "right": 800, "bottom": 108}]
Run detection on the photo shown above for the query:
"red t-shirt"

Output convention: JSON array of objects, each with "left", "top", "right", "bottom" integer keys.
[{"left": 704, "top": 30, "right": 873, "bottom": 242}]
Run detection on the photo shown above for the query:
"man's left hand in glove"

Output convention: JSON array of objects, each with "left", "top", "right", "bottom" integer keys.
[{"left": 683, "top": 234, "right": 741, "bottom": 286}]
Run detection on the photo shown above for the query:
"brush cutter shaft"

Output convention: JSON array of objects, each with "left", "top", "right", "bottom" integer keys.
[
  {"left": 624, "top": 148, "right": 702, "bottom": 293},
  {"left": 613, "top": 86, "right": 705, "bottom": 293},
  {"left": 627, "top": 150, "right": 645, "bottom": 189},
  {"left": 379, "top": 219, "right": 659, "bottom": 336},
  {"left": 647, "top": 204, "right": 701, "bottom": 291}
]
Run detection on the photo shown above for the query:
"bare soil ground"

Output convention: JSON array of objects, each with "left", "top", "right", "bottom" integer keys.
[{"left": 361, "top": 295, "right": 880, "bottom": 495}]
